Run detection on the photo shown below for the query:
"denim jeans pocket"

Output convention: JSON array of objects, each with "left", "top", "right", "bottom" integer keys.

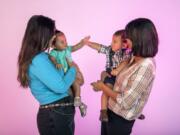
[{"left": 51, "top": 105, "right": 75, "bottom": 116}]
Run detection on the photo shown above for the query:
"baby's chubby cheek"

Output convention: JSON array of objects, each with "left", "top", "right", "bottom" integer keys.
[{"left": 112, "top": 44, "right": 121, "bottom": 51}]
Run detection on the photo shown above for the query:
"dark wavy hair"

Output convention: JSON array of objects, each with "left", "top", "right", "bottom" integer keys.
[
  {"left": 125, "top": 18, "right": 159, "bottom": 57},
  {"left": 17, "top": 15, "right": 55, "bottom": 88}
]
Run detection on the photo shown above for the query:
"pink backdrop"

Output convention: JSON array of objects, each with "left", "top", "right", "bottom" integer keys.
[{"left": 0, "top": 0, "right": 180, "bottom": 134}]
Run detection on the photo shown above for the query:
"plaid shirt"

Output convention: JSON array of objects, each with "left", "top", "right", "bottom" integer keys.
[
  {"left": 108, "top": 57, "right": 156, "bottom": 120},
  {"left": 98, "top": 45, "right": 131, "bottom": 72}
]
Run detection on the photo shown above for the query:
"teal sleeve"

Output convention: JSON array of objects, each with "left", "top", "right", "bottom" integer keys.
[
  {"left": 66, "top": 46, "right": 73, "bottom": 62},
  {"left": 49, "top": 50, "right": 57, "bottom": 58},
  {"left": 30, "top": 55, "right": 76, "bottom": 94},
  {"left": 67, "top": 46, "right": 72, "bottom": 52}
]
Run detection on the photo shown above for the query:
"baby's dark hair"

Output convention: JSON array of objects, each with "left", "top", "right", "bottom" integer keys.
[
  {"left": 55, "top": 30, "right": 64, "bottom": 36},
  {"left": 113, "top": 30, "right": 126, "bottom": 41},
  {"left": 52, "top": 30, "right": 65, "bottom": 46}
]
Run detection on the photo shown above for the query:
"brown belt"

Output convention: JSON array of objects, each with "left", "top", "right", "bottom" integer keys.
[
  {"left": 40, "top": 96, "right": 74, "bottom": 109},
  {"left": 40, "top": 102, "right": 74, "bottom": 109}
]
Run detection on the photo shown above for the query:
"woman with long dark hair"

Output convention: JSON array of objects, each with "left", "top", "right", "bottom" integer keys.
[
  {"left": 17, "top": 15, "right": 77, "bottom": 135},
  {"left": 91, "top": 18, "right": 158, "bottom": 135}
]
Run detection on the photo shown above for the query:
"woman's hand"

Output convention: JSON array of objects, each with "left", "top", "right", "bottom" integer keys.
[
  {"left": 91, "top": 80, "right": 104, "bottom": 92},
  {"left": 91, "top": 80, "right": 118, "bottom": 100},
  {"left": 66, "top": 58, "right": 74, "bottom": 67},
  {"left": 111, "top": 69, "right": 119, "bottom": 76},
  {"left": 66, "top": 58, "right": 77, "bottom": 68}
]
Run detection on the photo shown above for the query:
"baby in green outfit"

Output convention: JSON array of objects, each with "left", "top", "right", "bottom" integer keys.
[{"left": 49, "top": 30, "right": 90, "bottom": 117}]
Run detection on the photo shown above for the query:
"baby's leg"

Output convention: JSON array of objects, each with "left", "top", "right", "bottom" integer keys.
[
  {"left": 72, "top": 80, "right": 81, "bottom": 106},
  {"left": 100, "top": 83, "right": 113, "bottom": 122},
  {"left": 72, "top": 79, "right": 87, "bottom": 117},
  {"left": 101, "top": 83, "right": 113, "bottom": 110}
]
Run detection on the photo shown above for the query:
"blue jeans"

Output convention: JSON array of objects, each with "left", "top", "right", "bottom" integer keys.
[{"left": 37, "top": 96, "right": 75, "bottom": 135}]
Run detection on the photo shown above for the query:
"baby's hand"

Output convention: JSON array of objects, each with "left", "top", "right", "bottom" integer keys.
[
  {"left": 81, "top": 36, "right": 90, "bottom": 45},
  {"left": 56, "top": 64, "right": 62, "bottom": 69},
  {"left": 111, "top": 69, "right": 119, "bottom": 76}
]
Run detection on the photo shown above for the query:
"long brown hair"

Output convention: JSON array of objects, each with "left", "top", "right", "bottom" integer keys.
[{"left": 17, "top": 15, "right": 55, "bottom": 88}]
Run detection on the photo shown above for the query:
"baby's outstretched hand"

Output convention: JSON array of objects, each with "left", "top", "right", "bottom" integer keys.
[{"left": 81, "top": 36, "right": 90, "bottom": 45}]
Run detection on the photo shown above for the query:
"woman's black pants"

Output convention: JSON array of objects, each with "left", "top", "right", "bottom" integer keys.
[
  {"left": 101, "top": 109, "right": 135, "bottom": 135},
  {"left": 37, "top": 96, "right": 75, "bottom": 135}
]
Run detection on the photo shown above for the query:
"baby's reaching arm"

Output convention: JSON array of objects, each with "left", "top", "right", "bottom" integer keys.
[
  {"left": 72, "top": 36, "right": 90, "bottom": 52},
  {"left": 86, "top": 41, "right": 102, "bottom": 51}
]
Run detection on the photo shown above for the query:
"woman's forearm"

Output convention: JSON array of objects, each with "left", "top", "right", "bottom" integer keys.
[{"left": 101, "top": 84, "right": 118, "bottom": 100}]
